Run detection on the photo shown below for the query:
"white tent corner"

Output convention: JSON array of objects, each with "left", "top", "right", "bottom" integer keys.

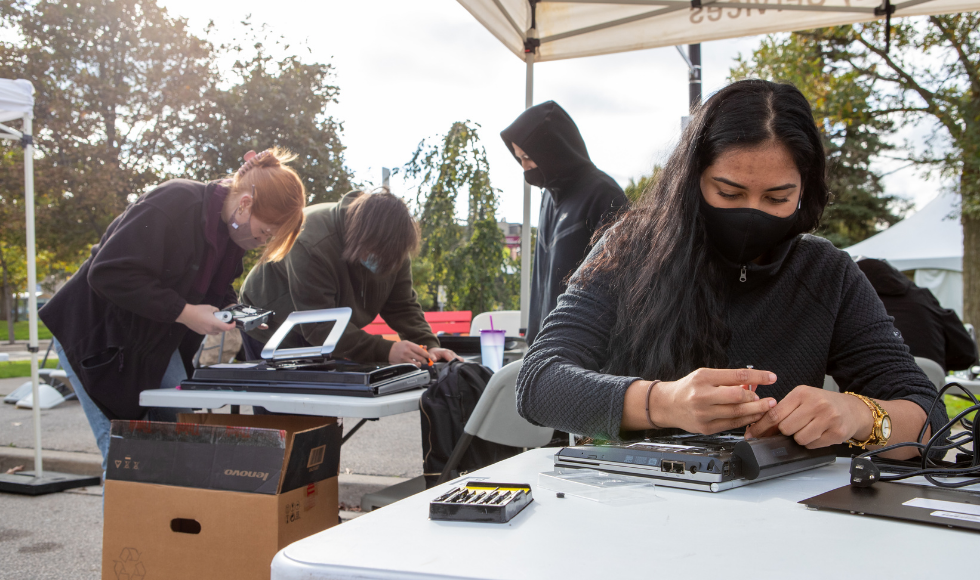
[{"left": 844, "top": 192, "right": 964, "bottom": 316}]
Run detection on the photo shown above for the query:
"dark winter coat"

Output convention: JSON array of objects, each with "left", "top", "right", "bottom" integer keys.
[
  {"left": 517, "top": 234, "right": 949, "bottom": 441},
  {"left": 501, "top": 101, "right": 628, "bottom": 344},
  {"left": 40, "top": 180, "right": 243, "bottom": 420},
  {"left": 240, "top": 191, "right": 439, "bottom": 362},
  {"left": 857, "top": 258, "right": 977, "bottom": 372}
]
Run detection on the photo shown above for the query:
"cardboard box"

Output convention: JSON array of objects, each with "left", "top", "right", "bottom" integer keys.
[{"left": 103, "top": 414, "right": 341, "bottom": 580}]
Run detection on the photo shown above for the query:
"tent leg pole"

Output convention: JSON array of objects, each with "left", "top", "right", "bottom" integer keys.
[
  {"left": 688, "top": 44, "right": 701, "bottom": 113},
  {"left": 520, "top": 54, "right": 534, "bottom": 332},
  {"left": 23, "top": 113, "right": 42, "bottom": 478}
]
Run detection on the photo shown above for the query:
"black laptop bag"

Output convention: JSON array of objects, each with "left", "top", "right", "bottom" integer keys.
[{"left": 420, "top": 361, "right": 521, "bottom": 488}]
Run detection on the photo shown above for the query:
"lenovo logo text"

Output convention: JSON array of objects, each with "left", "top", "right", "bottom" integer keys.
[{"left": 224, "top": 469, "right": 269, "bottom": 481}]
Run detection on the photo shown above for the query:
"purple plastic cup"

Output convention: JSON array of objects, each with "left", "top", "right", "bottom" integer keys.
[{"left": 479, "top": 330, "right": 506, "bottom": 372}]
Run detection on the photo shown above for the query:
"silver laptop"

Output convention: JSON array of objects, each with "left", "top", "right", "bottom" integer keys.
[{"left": 553, "top": 433, "right": 836, "bottom": 492}]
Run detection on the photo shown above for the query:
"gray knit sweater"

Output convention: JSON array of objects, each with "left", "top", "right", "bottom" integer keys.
[{"left": 516, "top": 233, "right": 949, "bottom": 441}]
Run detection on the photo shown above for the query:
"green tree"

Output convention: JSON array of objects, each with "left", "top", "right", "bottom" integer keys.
[
  {"left": 0, "top": 151, "right": 25, "bottom": 341},
  {"left": 731, "top": 31, "right": 907, "bottom": 248},
  {"left": 624, "top": 166, "right": 663, "bottom": 204},
  {"left": 183, "top": 23, "right": 352, "bottom": 204},
  {"left": 0, "top": 0, "right": 216, "bottom": 268},
  {"left": 748, "top": 16, "right": 980, "bottom": 325},
  {"left": 0, "top": 1, "right": 353, "bottom": 310},
  {"left": 404, "top": 121, "right": 518, "bottom": 314}
]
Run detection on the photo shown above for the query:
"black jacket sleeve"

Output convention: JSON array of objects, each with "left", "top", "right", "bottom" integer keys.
[
  {"left": 516, "top": 240, "right": 641, "bottom": 439},
  {"left": 87, "top": 203, "right": 189, "bottom": 324},
  {"left": 827, "top": 259, "right": 950, "bottom": 438}
]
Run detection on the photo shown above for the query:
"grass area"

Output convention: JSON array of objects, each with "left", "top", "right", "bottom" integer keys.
[
  {"left": 0, "top": 360, "right": 59, "bottom": 379},
  {"left": 4, "top": 320, "right": 53, "bottom": 341},
  {"left": 945, "top": 394, "right": 978, "bottom": 423}
]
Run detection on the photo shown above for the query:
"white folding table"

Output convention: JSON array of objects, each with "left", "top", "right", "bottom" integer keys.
[
  {"left": 140, "top": 387, "right": 423, "bottom": 419},
  {"left": 272, "top": 447, "right": 979, "bottom": 580},
  {"left": 140, "top": 387, "right": 424, "bottom": 444}
]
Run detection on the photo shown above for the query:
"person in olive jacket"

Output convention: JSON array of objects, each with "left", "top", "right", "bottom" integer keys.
[
  {"left": 241, "top": 189, "right": 459, "bottom": 366},
  {"left": 41, "top": 148, "right": 307, "bottom": 466}
]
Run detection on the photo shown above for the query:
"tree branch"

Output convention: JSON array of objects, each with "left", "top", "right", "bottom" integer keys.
[
  {"left": 852, "top": 32, "right": 956, "bottom": 135},
  {"left": 869, "top": 107, "right": 931, "bottom": 116},
  {"left": 928, "top": 16, "right": 980, "bottom": 98}
]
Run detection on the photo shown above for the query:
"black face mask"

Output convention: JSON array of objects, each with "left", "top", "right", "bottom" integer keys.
[
  {"left": 523, "top": 167, "right": 546, "bottom": 188},
  {"left": 699, "top": 196, "right": 798, "bottom": 264}
]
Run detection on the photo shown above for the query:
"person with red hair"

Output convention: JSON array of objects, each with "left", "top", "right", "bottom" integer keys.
[{"left": 41, "top": 148, "right": 306, "bottom": 468}]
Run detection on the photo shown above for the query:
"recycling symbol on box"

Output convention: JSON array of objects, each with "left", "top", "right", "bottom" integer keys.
[{"left": 113, "top": 547, "right": 146, "bottom": 580}]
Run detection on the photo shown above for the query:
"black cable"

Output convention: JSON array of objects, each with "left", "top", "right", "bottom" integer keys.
[{"left": 849, "top": 382, "right": 978, "bottom": 489}]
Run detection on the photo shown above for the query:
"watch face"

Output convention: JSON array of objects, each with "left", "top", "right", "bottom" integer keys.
[{"left": 881, "top": 415, "right": 893, "bottom": 440}]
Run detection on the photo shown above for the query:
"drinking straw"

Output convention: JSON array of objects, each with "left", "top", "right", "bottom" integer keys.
[{"left": 490, "top": 316, "right": 495, "bottom": 331}]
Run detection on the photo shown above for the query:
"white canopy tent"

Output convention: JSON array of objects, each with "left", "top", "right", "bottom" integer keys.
[
  {"left": 456, "top": 0, "right": 980, "bottom": 326},
  {"left": 0, "top": 79, "right": 43, "bottom": 477},
  {"left": 458, "top": 0, "right": 980, "bottom": 62},
  {"left": 845, "top": 192, "right": 965, "bottom": 317}
]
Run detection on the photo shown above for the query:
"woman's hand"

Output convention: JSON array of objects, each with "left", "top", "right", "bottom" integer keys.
[
  {"left": 176, "top": 303, "right": 236, "bottom": 336},
  {"left": 389, "top": 341, "right": 432, "bottom": 367},
  {"left": 428, "top": 347, "right": 463, "bottom": 362},
  {"left": 744, "top": 385, "right": 874, "bottom": 448},
  {"left": 625, "top": 368, "right": 778, "bottom": 433}
]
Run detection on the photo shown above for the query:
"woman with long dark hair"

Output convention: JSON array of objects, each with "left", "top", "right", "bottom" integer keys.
[{"left": 516, "top": 80, "right": 947, "bottom": 457}]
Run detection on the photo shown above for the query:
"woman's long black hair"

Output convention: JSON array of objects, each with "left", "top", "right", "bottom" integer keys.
[{"left": 580, "top": 79, "right": 830, "bottom": 381}]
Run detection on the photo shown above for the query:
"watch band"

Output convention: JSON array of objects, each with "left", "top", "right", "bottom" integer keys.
[{"left": 844, "top": 392, "right": 888, "bottom": 448}]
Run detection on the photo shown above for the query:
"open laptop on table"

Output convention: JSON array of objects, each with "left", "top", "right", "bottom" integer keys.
[{"left": 180, "top": 308, "right": 430, "bottom": 397}]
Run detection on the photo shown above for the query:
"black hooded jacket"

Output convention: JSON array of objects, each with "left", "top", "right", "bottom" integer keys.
[
  {"left": 857, "top": 258, "right": 977, "bottom": 372},
  {"left": 501, "top": 101, "right": 628, "bottom": 344}
]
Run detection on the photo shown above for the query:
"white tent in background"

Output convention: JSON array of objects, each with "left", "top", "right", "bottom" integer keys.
[
  {"left": 0, "top": 79, "right": 97, "bottom": 493},
  {"left": 844, "top": 193, "right": 964, "bottom": 317},
  {"left": 0, "top": 78, "right": 43, "bottom": 477},
  {"left": 456, "top": 0, "right": 980, "bottom": 327}
]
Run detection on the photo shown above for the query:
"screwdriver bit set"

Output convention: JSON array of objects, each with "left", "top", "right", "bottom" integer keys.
[{"left": 429, "top": 481, "right": 533, "bottom": 523}]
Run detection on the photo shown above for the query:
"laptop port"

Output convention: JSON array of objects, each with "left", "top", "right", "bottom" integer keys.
[
  {"left": 722, "top": 462, "right": 731, "bottom": 477},
  {"left": 689, "top": 465, "right": 698, "bottom": 474},
  {"left": 661, "top": 460, "right": 676, "bottom": 473}
]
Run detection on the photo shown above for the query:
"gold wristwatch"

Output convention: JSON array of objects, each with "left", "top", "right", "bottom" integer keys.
[{"left": 844, "top": 392, "right": 892, "bottom": 448}]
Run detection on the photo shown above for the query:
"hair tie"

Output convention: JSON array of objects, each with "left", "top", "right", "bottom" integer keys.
[{"left": 237, "top": 150, "right": 270, "bottom": 177}]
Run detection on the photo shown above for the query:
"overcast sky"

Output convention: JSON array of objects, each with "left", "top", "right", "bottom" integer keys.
[{"left": 159, "top": 0, "right": 946, "bottom": 227}]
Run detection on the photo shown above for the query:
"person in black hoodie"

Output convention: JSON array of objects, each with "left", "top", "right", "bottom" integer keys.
[
  {"left": 40, "top": 148, "right": 306, "bottom": 467},
  {"left": 856, "top": 258, "right": 977, "bottom": 372},
  {"left": 501, "top": 101, "right": 628, "bottom": 344}
]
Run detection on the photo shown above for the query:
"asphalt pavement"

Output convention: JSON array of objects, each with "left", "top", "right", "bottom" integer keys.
[{"left": 0, "top": 376, "right": 425, "bottom": 579}]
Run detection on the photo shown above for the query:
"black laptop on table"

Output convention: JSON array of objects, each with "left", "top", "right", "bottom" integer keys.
[{"left": 180, "top": 308, "right": 430, "bottom": 397}]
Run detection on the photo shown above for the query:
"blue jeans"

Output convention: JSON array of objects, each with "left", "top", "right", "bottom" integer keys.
[{"left": 53, "top": 338, "right": 189, "bottom": 471}]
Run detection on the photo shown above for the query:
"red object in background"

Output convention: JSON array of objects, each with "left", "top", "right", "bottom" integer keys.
[{"left": 364, "top": 311, "right": 473, "bottom": 338}]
